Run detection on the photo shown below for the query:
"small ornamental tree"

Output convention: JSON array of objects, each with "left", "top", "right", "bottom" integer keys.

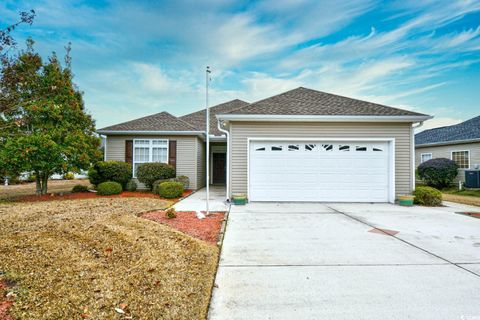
[
  {"left": 417, "top": 158, "right": 458, "bottom": 189},
  {"left": 0, "top": 39, "right": 101, "bottom": 195}
]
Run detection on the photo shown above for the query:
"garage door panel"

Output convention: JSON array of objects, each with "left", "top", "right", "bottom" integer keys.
[{"left": 249, "top": 140, "right": 391, "bottom": 202}]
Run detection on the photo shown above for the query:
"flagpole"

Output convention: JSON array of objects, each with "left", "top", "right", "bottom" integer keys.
[{"left": 205, "top": 66, "right": 211, "bottom": 215}]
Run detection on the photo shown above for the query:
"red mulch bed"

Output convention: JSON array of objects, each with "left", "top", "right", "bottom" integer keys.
[
  {"left": 142, "top": 211, "right": 225, "bottom": 244},
  {"left": 0, "top": 281, "right": 13, "bottom": 320},
  {"left": 10, "top": 190, "right": 193, "bottom": 203}
]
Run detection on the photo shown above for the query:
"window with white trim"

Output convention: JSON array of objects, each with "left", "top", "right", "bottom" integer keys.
[
  {"left": 133, "top": 139, "right": 169, "bottom": 177},
  {"left": 451, "top": 150, "right": 469, "bottom": 169},
  {"left": 420, "top": 153, "right": 432, "bottom": 163}
]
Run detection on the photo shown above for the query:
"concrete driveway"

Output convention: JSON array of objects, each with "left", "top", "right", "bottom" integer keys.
[{"left": 208, "top": 202, "right": 480, "bottom": 320}]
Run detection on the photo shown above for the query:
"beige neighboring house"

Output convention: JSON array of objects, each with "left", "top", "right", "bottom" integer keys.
[
  {"left": 98, "top": 87, "right": 431, "bottom": 203},
  {"left": 415, "top": 116, "right": 480, "bottom": 183}
]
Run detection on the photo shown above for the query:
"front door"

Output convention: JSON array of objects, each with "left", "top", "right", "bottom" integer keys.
[{"left": 212, "top": 152, "right": 226, "bottom": 184}]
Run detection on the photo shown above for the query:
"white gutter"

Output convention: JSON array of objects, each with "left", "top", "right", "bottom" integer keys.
[
  {"left": 216, "top": 114, "right": 433, "bottom": 122},
  {"left": 97, "top": 130, "right": 204, "bottom": 136},
  {"left": 411, "top": 121, "right": 424, "bottom": 192},
  {"left": 217, "top": 119, "right": 231, "bottom": 201},
  {"left": 415, "top": 138, "right": 480, "bottom": 148}
]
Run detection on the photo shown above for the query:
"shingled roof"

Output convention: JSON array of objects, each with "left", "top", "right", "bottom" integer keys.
[
  {"left": 98, "top": 100, "right": 249, "bottom": 136},
  {"left": 98, "top": 111, "right": 198, "bottom": 132},
  {"left": 180, "top": 99, "right": 249, "bottom": 136},
  {"left": 415, "top": 116, "right": 480, "bottom": 146},
  {"left": 224, "top": 87, "right": 428, "bottom": 117}
]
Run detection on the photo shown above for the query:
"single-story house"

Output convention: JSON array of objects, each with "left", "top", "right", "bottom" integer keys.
[
  {"left": 98, "top": 87, "right": 431, "bottom": 203},
  {"left": 415, "top": 116, "right": 480, "bottom": 182}
]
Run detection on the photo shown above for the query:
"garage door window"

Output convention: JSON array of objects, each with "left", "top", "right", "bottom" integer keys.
[
  {"left": 322, "top": 144, "right": 333, "bottom": 151},
  {"left": 288, "top": 144, "right": 300, "bottom": 151},
  {"left": 339, "top": 145, "right": 350, "bottom": 151},
  {"left": 356, "top": 146, "right": 367, "bottom": 151},
  {"left": 255, "top": 146, "right": 266, "bottom": 151},
  {"left": 305, "top": 144, "right": 317, "bottom": 151},
  {"left": 271, "top": 145, "right": 283, "bottom": 151}
]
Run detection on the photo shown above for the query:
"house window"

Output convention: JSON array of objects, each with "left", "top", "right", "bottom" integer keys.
[
  {"left": 451, "top": 150, "right": 470, "bottom": 169},
  {"left": 133, "top": 139, "right": 169, "bottom": 177},
  {"left": 421, "top": 153, "right": 432, "bottom": 163}
]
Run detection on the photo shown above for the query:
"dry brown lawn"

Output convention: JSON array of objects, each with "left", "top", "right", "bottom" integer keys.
[
  {"left": 442, "top": 193, "right": 480, "bottom": 207},
  {"left": 0, "top": 198, "right": 219, "bottom": 319},
  {"left": 0, "top": 179, "right": 90, "bottom": 200}
]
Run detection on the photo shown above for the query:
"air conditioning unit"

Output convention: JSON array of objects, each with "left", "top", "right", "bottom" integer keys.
[{"left": 465, "top": 170, "right": 480, "bottom": 188}]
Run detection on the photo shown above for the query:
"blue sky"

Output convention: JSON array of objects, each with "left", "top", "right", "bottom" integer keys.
[{"left": 1, "top": 0, "right": 480, "bottom": 131}]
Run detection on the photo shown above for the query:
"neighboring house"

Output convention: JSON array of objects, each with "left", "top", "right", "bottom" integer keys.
[
  {"left": 415, "top": 116, "right": 480, "bottom": 182},
  {"left": 98, "top": 87, "right": 431, "bottom": 203}
]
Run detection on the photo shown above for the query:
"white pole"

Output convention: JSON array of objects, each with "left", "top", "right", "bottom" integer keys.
[{"left": 206, "top": 66, "right": 211, "bottom": 215}]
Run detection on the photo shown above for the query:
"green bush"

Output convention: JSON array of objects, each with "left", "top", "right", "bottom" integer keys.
[
  {"left": 26, "top": 173, "right": 36, "bottom": 183},
  {"left": 63, "top": 172, "right": 75, "bottom": 180},
  {"left": 125, "top": 179, "right": 137, "bottom": 192},
  {"left": 413, "top": 186, "right": 442, "bottom": 206},
  {"left": 157, "top": 181, "right": 184, "bottom": 199},
  {"left": 136, "top": 163, "right": 175, "bottom": 190},
  {"left": 173, "top": 175, "right": 190, "bottom": 189},
  {"left": 72, "top": 184, "right": 89, "bottom": 193},
  {"left": 97, "top": 181, "right": 123, "bottom": 196},
  {"left": 88, "top": 161, "right": 132, "bottom": 187},
  {"left": 152, "top": 179, "right": 169, "bottom": 194},
  {"left": 417, "top": 158, "right": 458, "bottom": 189}
]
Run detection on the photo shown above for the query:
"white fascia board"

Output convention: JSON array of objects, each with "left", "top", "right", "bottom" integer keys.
[
  {"left": 415, "top": 138, "right": 480, "bottom": 148},
  {"left": 97, "top": 130, "right": 204, "bottom": 136},
  {"left": 216, "top": 114, "right": 432, "bottom": 122}
]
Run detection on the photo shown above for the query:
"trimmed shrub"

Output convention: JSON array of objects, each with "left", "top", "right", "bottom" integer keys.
[
  {"left": 125, "top": 179, "right": 137, "bottom": 192},
  {"left": 413, "top": 186, "right": 442, "bottom": 206},
  {"left": 417, "top": 158, "right": 458, "bottom": 189},
  {"left": 64, "top": 172, "right": 75, "bottom": 180},
  {"left": 173, "top": 175, "right": 190, "bottom": 189},
  {"left": 157, "top": 181, "right": 184, "bottom": 199},
  {"left": 88, "top": 161, "right": 132, "bottom": 187},
  {"left": 137, "top": 163, "right": 175, "bottom": 190},
  {"left": 97, "top": 181, "right": 123, "bottom": 196},
  {"left": 165, "top": 208, "right": 177, "bottom": 219},
  {"left": 26, "top": 173, "right": 36, "bottom": 183},
  {"left": 153, "top": 179, "right": 170, "bottom": 194},
  {"left": 72, "top": 184, "right": 89, "bottom": 193}
]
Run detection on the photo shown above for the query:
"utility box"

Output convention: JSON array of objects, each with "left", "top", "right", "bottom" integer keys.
[{"left": 465, "top": 170, "right": 480, "bottom": 188}]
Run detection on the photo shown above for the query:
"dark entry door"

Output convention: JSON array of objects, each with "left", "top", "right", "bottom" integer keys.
[{"left": 212, "top": 153, "right": 226, "bottom": 184}]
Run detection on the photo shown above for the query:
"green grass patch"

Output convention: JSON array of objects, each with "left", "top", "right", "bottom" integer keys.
[{"left": 442, "top": 188, "right": 480, "bottom": 198}]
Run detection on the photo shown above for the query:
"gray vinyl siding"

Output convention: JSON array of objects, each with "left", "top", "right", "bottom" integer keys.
[
  {"left": 229, "top": 122, "right": 414, "bottom": 199},
  {"left": 415, "top": 142, "right": 480, "bottom": 182},
  {"left": 196, "top": 137, "right": 206, "bottom": 189},
  {"left": 105, "top": 135, "right": 199, "bottom": 190}
]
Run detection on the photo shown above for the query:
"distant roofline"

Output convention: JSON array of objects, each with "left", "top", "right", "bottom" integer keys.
[
  {"left": 216, "top": 114, "right": 432, "bottom": 122},
  {"left": 415, "top": 138, "right": 480, "bottom": 148},
  {"left": 97, "top": 130, "right": 204, "bottom": 136}
]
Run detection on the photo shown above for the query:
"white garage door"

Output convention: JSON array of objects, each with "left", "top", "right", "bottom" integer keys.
[{"left": 249, "top": 140, "right": 392, "bottom": 202}]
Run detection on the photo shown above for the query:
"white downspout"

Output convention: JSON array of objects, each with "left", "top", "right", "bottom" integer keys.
[
  {"left": 217, "top": 119, "right": 230, "bottom": 202},
  {"left": 411, "top": 121, "right": 424, "bottom": 192}
]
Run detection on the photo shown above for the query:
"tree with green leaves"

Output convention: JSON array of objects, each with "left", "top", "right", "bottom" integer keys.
[{"left": 0, "top": 39, "right": 101, "bottom": 194}]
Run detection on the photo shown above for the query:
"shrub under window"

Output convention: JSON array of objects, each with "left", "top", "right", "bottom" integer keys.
[
  {"left": 136, "top": 163, "right": 175, "bottom": 190},
  {"left": 88, "top": 161, "right": 132, "bottom": 187},
  {"left": 125, "top": 179, "right": 137, "bottom": 192},
  {"left": 413, "top": 186, "right": 442, "bottom": 206},
  {"left": 417, "top": 158, "right": 458, "bottom": 189},
  {"left": 96, "top": 181, "right": 123, "bottom": 196}
]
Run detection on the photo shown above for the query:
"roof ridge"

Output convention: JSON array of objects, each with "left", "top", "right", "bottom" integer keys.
[
  {"left": 164, "top": 111, "right": 200, "bottom": 130},
  {"left": 180, "top": 99, "right": 249, "bottom": 118}
]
